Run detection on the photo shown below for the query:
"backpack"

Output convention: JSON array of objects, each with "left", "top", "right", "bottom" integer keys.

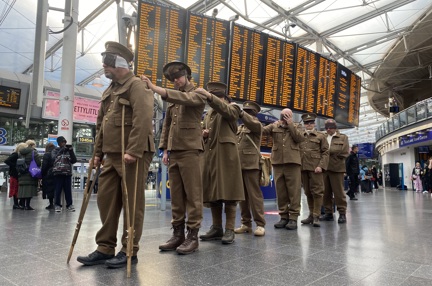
[
  {"left": 52, "top": 153, "right": 72, "bottom": 176},
  {"left": 259, "top": 156, "right": 272, "bottom": 187},
  {"left": 16, "top": 156, "right": 29, "bottom": 176}
]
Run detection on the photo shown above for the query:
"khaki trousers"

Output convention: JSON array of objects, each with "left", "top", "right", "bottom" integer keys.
[
  {"left": 323, "top": 171, "right": 347, "bottom": 215},
  {"left": 239, "top": 169, "right": 266, "bottom": 227},
  {"left": 273, "top": 164, "right": 302, "bottom": 220},
  {"left": 301, "top": 171, "right": 324, "bottom": 218},
  {"left": 96, "top": 152, "right": 153, "bottom": 255},
  {"left": 168, "top": 150, "right": 204, "bottom": 229}
]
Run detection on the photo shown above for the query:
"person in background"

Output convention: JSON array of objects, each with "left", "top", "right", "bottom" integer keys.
[
  {"left": 234, "top": 101, "right": 266, "bottom": 237},
  {"left": 52, "top": 136, "right": 77, "bottom": 212},
  {"left": 371, "top": 165, "right": 379, "bottom": 189},
  {"left": 299, "top": 113, "right": 329, "bottom": 228},
  {"left": 262, "top": 108, "right": 304, "bottom": 230},
  {"left": 423, "top": 157, "right": 432, "bottom": 193},
  {"left": 320, "top": 119, "right": 349, "bottom": 224},
  {"left": 412, "top": 161, "right": 424, "bottom": 193},
  {"left": 78, "top": 41, "right": 155, "bottom": 267},
  {"left": 360, "top": 165, "right": 372, "bottom": 193},
  {"left": 42, "top": 142, "right": 56, "bottom": 210},
  {"left": 18, "top": 140, "right": 41, "bottom": 210},
  {"left": 4, "top": 142, "right": 27, "bottom": 209},
  {"left": 141, "top": 61, "right": 205, "bottom": 255},
  {"left": 345, "top": 145, "right": 360, "bottom": 200},
  {"left": 196, "top": 82, "right": 244, "bottom": 245}
]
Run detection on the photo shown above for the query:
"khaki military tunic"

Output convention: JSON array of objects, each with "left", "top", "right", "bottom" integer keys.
[
  {"left": 236, "top": 112, "right": 265, "bottom": 227},
  {"left": 300, "top": 130, "right": 329, "bottom": 218},
  {"left": 94, "top": 71, "right": 155, "bottom": 255},
  {"left": 322, "top": 131, "right": 349, "bottom": 215},
  {"left": 262, "top": 121, "right": 304, "bottom": 220},
  {"left": 159, "top": 82, "right": 206, "bottom": 229}
]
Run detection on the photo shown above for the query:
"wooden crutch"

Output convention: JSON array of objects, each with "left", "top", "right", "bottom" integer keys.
[{"left": 67, "top": 132, "right": 101, "bottom": 263}]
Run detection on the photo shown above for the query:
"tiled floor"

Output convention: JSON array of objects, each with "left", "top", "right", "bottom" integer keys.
[{"left": 0, "top": 187, "right": 432, "bottom": 285}]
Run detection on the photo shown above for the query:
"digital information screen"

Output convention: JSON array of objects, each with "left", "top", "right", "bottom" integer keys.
[
  {"left": 136, "top": 1, "right": 186, "bottom": 88},
  {"left": 0, "top": 85, "right": 20, "bottom": 109},
  {"left": 293, "top": 47, "right": 317, "bottom": 113},
  {"left": 186, "top": 13, "right": 230, "bottom": 88},
  {"left": 334, "top": 64, "right": 361, "bottom": 126},
  {"left": 262, "top": 36, "right": 296, "bottom": 108},
  {"left": 315, "top": 56, "right": 337, "bottom": 117},
  {"left": 349, "top": 72, "right": 361, "bottom": 126},
  {"left": 228, "top": 24, "right": 265, "bottom": 102}
]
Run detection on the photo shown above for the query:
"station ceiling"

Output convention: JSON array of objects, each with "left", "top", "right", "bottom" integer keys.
[{"left": 1, "top": 0, "right": 431, "bottom": 145}]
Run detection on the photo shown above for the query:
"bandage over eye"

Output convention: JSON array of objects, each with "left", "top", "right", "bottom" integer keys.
[{"left": 102, "top": 53, "right": 129, "bottom": 68}]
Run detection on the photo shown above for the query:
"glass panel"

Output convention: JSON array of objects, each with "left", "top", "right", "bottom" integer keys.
[
  {"left": 388, "top": 119, "right": 394, "bottom": 132},
  {"left": 406, "top": 106, "right": 416, "bottom": 124},
  {"left": 427, "top": 98, "right": 432, "bottom": 117},
  {"left": 399, "top": 110, "right": 407, "bottom": 127},
  {"left": 416, "top": 102, "right": 427, "bottom": 120},
  {"left": 392, "top": 114, "right": 400, "bottom": 130}
]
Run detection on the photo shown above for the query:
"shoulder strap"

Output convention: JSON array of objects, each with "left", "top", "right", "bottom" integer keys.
[{"left": 245, "top": 134, "right": 260, "bottom": 154}]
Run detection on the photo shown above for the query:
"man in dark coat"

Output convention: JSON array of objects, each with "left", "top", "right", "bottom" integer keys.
[
  {"left": 195, "top": 82, "right": 244, "bottom": 244},
  {"left": 42, "top": 142, "right": 56, "bottom": 210},
  {"left": 345, "top": 145, "right": 360, "bottom": 200}
]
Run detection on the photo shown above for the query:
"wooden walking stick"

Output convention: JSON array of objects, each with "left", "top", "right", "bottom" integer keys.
[
  {"left": 67, "top": 132, "right": 101, "bottom": 263},
  {"left": 126, "top": 158, "right": 140, "bottom": 278},
  {"left": 118, "top": 99, "right": 133, "bottom": 277}
]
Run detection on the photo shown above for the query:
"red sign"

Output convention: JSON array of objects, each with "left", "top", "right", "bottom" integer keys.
[{"left": 42, "top": 90, "right": 100, "bottom": 123}]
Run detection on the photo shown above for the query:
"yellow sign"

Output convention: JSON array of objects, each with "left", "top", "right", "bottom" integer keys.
[{"left": 78, "top": 137, "right": 94, "bottom": 143}]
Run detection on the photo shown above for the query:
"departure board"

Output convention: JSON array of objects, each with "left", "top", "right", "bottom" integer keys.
[
  {"left": 293, "top": 47, "right": 318, "bottom": 113},
  {"left": 262, "top": 36, "right": 296, "bottom": 108},
  {"left": 186, "top": 13, "right": 230, "bottom": 88},
  {"left": 0, "top": 85, "right": 20, "bottom": 109},
  {"left": 136, "top": 1, "right": 186, "bottom": 88},
  {"left": 349, "top": 73, "right": 361, "bottom": 126},
  {"left": 228, "top": 24, "right": 265, "bottom": 102},
  {"left": 315, "top": 56, "right": 337, "bottom": 117},
  {"left": 334, "top": 66, "right": 361, "bottom": 127}
]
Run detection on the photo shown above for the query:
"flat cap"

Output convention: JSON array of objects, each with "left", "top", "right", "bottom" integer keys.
[{"left": 102, "top": 41, "right": 134, "bottom": 62}]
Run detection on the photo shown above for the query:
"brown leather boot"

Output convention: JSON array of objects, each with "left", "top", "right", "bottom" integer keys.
[
  {"left": 313, "top": 216, "right": 320, "bottom": 227},
  {"left": 301, "top": 215, "right": 313, "bottom": 224},
  {"left": 176, "top": 227, "right": 199, "bottom": 255},
  {"left": 159, "top": 224, "right": 185, "bottom": 251}
]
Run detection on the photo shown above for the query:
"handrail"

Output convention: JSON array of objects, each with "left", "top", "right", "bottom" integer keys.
[{"left": 375, "top": 98, "right": 432, "bottom": 142}]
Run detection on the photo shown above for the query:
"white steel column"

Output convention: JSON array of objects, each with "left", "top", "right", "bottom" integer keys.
[{"left": 57, "top": 0, "right": 79, "bottom": 142}]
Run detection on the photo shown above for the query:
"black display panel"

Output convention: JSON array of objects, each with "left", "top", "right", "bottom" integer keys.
[
  {"left": 262, "top": 36, "right": 296, "bottom": 108},
  {"left": 293, "top": 46, "right": 318, "bottom": 113},
  {"left": 186, "top": 12, "right": 230, "bottom": 88},
  {"left": 136, "top": 1, "right": 186, "bottom": 88},
  {"left": 228, "top": 24, "right": 265, "bottom": 102},
  {"left": 0, "top": 85, "right": 20, "bottom": 109},
  {"left": 316, "top": 56, "right": 337, "bottom": 118},
  {"left": 335, "top": 64, "right": 361, "bottom": 126}
]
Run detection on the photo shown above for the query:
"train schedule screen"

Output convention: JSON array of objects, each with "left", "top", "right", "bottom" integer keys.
[
  {"left": 228, "top": 24, "right": 265, "bottom": 102},
  {"left": 186, "top": 13, "right": 229, "bottom": 88},
  {"left": 293, "top": 47, "right": 318, "bottom": 113},
  {"left": 262, "top": 36, "right": 296, "bottom": 108},
  {"left": 136, "top": 2, "right": 186, "bottom": 88},
  {"left": 315, "top": 56, "right": 337, "bottom": 117}
]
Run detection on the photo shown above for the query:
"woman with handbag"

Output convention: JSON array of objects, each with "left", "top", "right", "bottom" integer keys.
[
  {"left": 4, "top": 142, "right": 28, "bottom": 209},
  {"left": 18, "top": 140, "right": 41, "bottom": 210}
]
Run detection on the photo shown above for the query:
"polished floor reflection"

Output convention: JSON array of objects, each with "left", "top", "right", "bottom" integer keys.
[{"left": 0, "top": 188, "right": 431, "bottom": 285}]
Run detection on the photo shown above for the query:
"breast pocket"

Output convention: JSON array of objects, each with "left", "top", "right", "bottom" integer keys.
[{"left": 179, "top": 121, "right": 199, "bottom": 138}]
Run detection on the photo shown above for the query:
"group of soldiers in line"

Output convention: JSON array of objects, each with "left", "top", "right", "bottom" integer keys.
[{"left": 77, "top": 41, "right": 352, "bottom": 269}]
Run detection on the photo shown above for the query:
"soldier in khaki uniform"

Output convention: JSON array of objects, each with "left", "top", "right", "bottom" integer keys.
[
  {"left": 141, "top": 62, "right": 206, "bottom": 255},
  {"left": 300, "top": 113, "right": 329, "bottom": 227},
  {"left": 234, "top": 101, "right": 266, "bottom": 236},
  {"left": 320, "top": 119, "right": 350, "bottom": 224},
  {"left": 262, "top": 108, "right": 304, "bottom": 230},
  {"left": 195, "top": 82, "right": 244, "bottom": 244},
  {"left": 77, "top": 41, "right": 155, "bottom": 268}
]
